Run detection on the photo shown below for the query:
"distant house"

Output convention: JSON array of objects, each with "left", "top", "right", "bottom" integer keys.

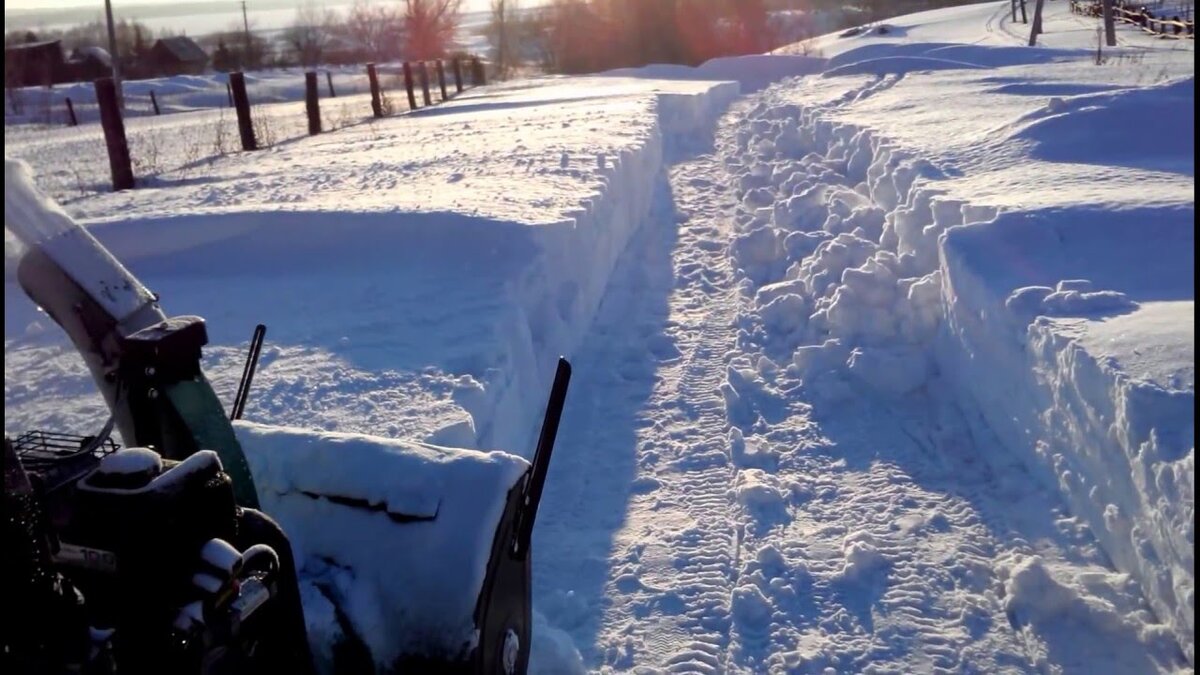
[
  {"left": 67, "top": 46, "right": 113, "bottom": 83},
  {"left": 147, "top": 36, "right": 209, "bottom": 76},
  {"left": 4, "top": 39, "right": 66, "bottom": 87}
]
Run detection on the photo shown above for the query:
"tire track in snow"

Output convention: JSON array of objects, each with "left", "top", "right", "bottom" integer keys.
[
  {"left": 625, "top": 153, "right": 743, "bottom": 674},
  {"left": 534, "top": 144, "right": 748, "bottom": 672}
]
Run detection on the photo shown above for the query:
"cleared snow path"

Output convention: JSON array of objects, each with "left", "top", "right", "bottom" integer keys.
[
  {"left": 535, "top": 141, "right": 743, "bottom": 670},
  {"left": 536, "top": 78, "right": 1186, "bottom": 672}
]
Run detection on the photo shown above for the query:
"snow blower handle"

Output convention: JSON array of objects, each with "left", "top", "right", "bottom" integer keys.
[{"left": 514, "top": 357, "right": 571, "bottom": 559}]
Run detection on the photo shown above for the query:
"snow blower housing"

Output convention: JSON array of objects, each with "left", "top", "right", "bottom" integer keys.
[{"left": 3, "top": 158, "right": 570, "bottom": 674}]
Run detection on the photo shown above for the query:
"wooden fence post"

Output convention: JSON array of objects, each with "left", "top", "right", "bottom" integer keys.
[
  {"left": 453, "top": 57, "right": 464, "bottom": 93},
  {"left": 403, "top": 62, "right": 418, "bottom": 110},
  {"left": 326, "top": 70, "right": 336, "bottom": 98},
  {"left": 436, "top": 60, "right": 448, "bottom": 100},
  {"left": 1012, "top": 0, "right": 1018, "bottom": 21},
  {"left": 149, "top": 89, "right": 161, "bottom": 115},
  {"left": 64, "top": 97, "right": 78, "bottom": 126},
  {"left": 229, "top": 72, "right": 257, "bottom": 151},
  {"left": 305, "top": 71, "right": 321, "bottom": 135},
  {"left": 94, "top": 77, "right": 134, "bottom": 191},
  {"left": 418, "top": 62, "right": 432, "bottom": 106},
  {"left": 226, "top": 81, "right": 234, "bottom": 107},
  {"left": 367, "top": 63, "right": 383, "bottom": 118}
]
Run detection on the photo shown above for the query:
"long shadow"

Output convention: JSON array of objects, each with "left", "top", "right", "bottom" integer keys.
[
  {"left": 407, "top": 94, "right": 610, "bottom": 119},
  {"left": 531, "top": 174, "right": 680, "bottom": 665}
]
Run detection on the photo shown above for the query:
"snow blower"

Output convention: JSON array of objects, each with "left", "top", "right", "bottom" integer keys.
[{"left": 3, "top": 159, "right": 570, "bottom": 674}]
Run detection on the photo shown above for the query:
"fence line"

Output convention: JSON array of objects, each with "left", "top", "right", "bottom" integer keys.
[
  {"left": 1069, "top": 0, "right": 1195, "bottom": 38},
  {"left": 5, "top": 56, "right": 490, "bottom": 197},
  {"left": 4, "top": 57, "right": 488, "bottom": 130}
]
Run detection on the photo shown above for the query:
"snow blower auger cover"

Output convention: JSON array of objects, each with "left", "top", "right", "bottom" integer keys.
[{"left": 234, "top": 423, "right": 534, "bottom": 672}]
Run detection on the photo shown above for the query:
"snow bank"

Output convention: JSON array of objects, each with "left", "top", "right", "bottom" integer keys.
[
  {"left": 1006, "top": 77, "right": 1194, "bottom": 174},
  {"left": 605, "top": 54, "right": 826, "bottom": 94},
  {"left": 234, "top": 420, "right": 529, "bottom": 667},
  {"left": 728, "top": 46, "right": 1194, "bottom": 660},
  {"left": 941, "top": 208, "right": 1195, "bottom": 662}
]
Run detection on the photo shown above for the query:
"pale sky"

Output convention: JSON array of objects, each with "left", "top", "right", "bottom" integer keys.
[{"left": 5, "top": 0, "right": 510, "bottom": 8}]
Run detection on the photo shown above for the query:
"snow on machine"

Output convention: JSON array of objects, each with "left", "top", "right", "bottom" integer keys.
[{"left": 2, "top": 159, "right": 571, "bottom": 674}]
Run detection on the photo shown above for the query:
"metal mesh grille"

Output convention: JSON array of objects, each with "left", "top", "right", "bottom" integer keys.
[{"left": 10, "top": 430, "right": 120, "bottom": 492}]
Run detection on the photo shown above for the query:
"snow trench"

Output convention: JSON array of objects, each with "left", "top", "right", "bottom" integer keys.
[{"left": 725, "top": 90, "right": 1193, "bottom": 662}]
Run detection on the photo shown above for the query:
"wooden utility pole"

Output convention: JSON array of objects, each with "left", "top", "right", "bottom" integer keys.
[
  {"left": 1101, "top": 0, "right": 1118, "bottom": 45},
  {"left": 242, "top": 0, "right": 253, "bottom": 64},
  {"left": 103, "top": 0, "right": 123, "bottom": 110}
]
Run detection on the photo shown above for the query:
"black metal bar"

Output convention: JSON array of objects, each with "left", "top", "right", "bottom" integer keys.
[
  {"left": 231, "top": 324, "right": 267, "bottom": 420},
  {"left": 514, "top": 357, "right": 571, "bottom": 557},
  {"left": 65, "top": 97, "right": 78, "bottom": 126},
  {"left": 326, "top": 70, "right": 336, "bottom": 98},
  {"left": 149, "top": 89, "right": 160, "bottom": 115}
]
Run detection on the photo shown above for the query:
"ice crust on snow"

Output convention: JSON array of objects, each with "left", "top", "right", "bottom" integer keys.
[{"left": 234, "top": 420, "right": 530, "bottom": 667}]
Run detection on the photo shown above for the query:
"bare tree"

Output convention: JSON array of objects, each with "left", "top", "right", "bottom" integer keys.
[
  {"left": 345, "top": 0, "right": 403, "bottom": 61},
  {"left": 403, "top": 0, "right": 464, "bottom": 60},
  {"left": 284, "top": 3, "right": 338, "bottom": 67},
  {"left": 488, "top": 0, "right": 522, "bottom": 79}
]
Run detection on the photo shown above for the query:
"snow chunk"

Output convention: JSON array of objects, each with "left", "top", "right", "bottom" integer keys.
[
  {"left": 841, "top": 531, "right": 887, "bottom": 579},
  {"left": 1041, "top": 289, "right": 1138, "bottom": 317},
  {"left": 97, "top": 447, "right": 163, "bottom": 476},
  {"left": 530, "top": 610, "right": 586, "bottom": 675},
  {"left": 732, "top": 583, "right": 774, "bottom": 632}
]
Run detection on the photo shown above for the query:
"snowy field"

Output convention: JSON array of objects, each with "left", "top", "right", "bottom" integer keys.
[{"left": 5, "top": 1, "right": 1193, "bottom": 673}]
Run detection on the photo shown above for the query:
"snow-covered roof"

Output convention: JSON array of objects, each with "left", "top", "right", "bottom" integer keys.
[
  {"left": 71, "top": 46, "right": 112, "bottom": 67},
  {"left": 4, "top": 39, "right": 61, "bottom": 53},
  {"left": 154, "top": 36, "right": 208, "bottom": 64}
]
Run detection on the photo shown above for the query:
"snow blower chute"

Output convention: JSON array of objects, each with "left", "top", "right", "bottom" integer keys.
[{"left": 3, "top": 159, "right": 570, "bottom": 674}]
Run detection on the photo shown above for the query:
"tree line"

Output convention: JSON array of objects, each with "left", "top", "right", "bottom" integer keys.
[{"left": 6, "top": 0, "right": 982, "bottom": 81}]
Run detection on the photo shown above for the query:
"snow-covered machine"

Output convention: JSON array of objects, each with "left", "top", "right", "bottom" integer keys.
[{"left": 2, "top": 159, "right": 571, "bottom": 674}]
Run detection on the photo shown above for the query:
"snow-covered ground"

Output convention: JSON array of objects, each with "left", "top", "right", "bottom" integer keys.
[{"left": 5, "top": 1, "right": 1193, "bottom": 672}]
